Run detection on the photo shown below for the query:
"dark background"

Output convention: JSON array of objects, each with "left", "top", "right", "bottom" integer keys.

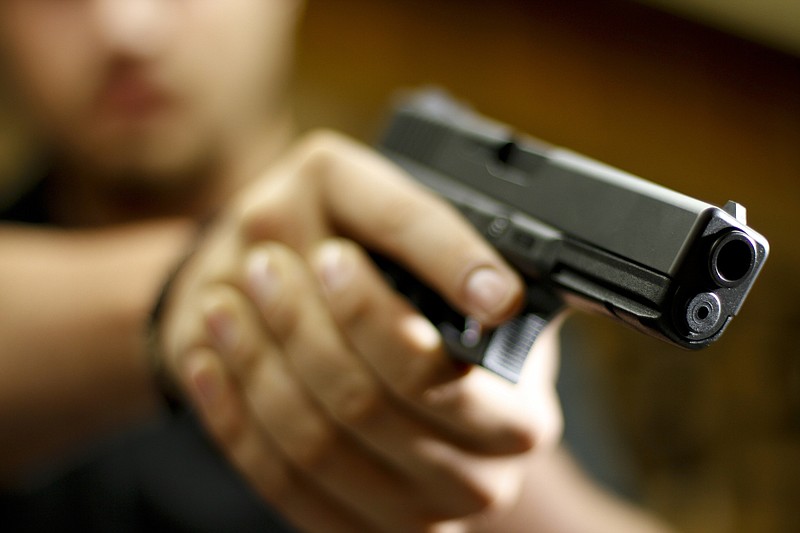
[{"left": 293, "top": 1, "right": 800, "bottom": 532}]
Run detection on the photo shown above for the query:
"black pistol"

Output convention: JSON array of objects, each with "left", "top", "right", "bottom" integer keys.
[{"left": 376, "top": 90, "right": 769, "bottom": 383}]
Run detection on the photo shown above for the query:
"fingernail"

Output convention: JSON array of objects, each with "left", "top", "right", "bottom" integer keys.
[
  {"left": 464, "top": 267, "right": 513, "bottom": 318},
  {"left": 247, "top": 249, "right": 279, "bottom": 308},
  {"left": 205, "top": 306, "right": 239, "bottom": 354},
  {"left": 185, "top": 352, "right": 221, "bottom": 407},
  {"left": 315, "top": 241, "right": 352, "bottom": 293}
]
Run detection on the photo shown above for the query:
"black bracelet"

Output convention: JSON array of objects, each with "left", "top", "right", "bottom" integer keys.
[
  {"left": 146, "top": 251, "right": 192, "bottom": 413},
  {"left": 145, "top": 219, "right": 213, "bottom": 413}
]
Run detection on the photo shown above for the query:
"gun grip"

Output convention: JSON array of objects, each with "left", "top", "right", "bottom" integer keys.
[
  {"left": 440, "top": 312, "right": 553, "bottom": 383},
  {"left": 372, "top": 253, "right": 560, "bottom": 383}
]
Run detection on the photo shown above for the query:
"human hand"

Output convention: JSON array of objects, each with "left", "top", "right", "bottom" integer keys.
[{"left": 157, "top": 131, "right": 563, "bottom": 531}]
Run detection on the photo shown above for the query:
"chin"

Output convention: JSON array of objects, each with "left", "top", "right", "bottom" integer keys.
[{"left": 79, "top": 128, "right": 218, "bottom": 188}]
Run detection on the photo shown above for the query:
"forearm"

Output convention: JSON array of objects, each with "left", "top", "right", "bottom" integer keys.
[{"left": 0, "top": 220, "right": 194, "bottom": 482}]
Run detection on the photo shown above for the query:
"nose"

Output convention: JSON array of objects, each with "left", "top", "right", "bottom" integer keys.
[{"left": 93, "top": 0, "right": 171, "bottom": 59}]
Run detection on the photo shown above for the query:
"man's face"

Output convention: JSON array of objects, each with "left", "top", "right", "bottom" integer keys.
[{"left": 0, "top": 0, "right": 300, "bottom": 184}]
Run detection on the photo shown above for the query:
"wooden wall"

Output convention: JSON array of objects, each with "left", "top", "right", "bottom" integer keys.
[{"left": 294, "top": 1, "right": 800, "bottom": 532}]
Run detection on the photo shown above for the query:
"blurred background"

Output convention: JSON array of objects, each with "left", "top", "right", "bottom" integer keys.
[{"left": 2, "top": 0, "right": 798, "bottom": 531}]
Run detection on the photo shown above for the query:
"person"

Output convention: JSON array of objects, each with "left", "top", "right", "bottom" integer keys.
[{"left": 0, "top": 1, "right": 674, "bottom": 531}]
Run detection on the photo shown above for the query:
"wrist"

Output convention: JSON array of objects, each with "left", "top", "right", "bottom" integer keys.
[{"left": 144, "top": 217, "right": 212, "bottom": 412}]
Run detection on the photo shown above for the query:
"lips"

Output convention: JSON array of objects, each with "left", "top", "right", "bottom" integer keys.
[{"left": 95, "top": 70, "right": 173, "bottom": 119}]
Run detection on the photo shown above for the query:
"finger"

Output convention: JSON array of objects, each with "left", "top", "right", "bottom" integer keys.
[
  {"left": 315, "top": 133, "right": 523, "bottom": 325},
  {"left": 180, "top": 348, "right": 370, "bottom": 533},
  {"left": 234, "top": 244, "right": 514, "bottom": 520},
  {"left": 239, "top": 243, "right": 383, "bottom": 427},
  {"left": 324, "top": 401, "right": 524, "bottom": 520},
  {"left": 201, "top": 282, "right": 439, "bottom": 530},
  {"left": 310, "top": 238, "right": 538, "bottom": 455},
  {"left": 240, "top": 131, "right": 523, "bottom": 326}
]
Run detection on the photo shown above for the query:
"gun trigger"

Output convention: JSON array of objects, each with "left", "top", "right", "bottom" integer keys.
[
  {"left": 440, "top": 312, "right": 551, "bottom": 384},
  {"left": 723, "top": 200, "right": 747, "bottom": 224}
]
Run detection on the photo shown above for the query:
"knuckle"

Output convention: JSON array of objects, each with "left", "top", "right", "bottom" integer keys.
[
  {"left": 299, "top": 128, "right": 351, "bottom": 154},
  {"left": 239, "top": 188, "right": 295, "bottom": 243},
  {"left": 452, "top": 469, "right": 513, "bottom": 517},
  {"left": 330, "top": 375, "right": 385, "bottom": 427},
  {"left": 294, "top": 129, "right": 349, "bottom": 176},
  {"left": 509, "top": 419, "right": 539, "bottom": 454},
  {"left": 286, "top": 419, "right": 337, "bottom": 471},
  {"left": 421, "top": 443, "right": 520, "bottom": 519},
  {"left": 455, "top": 484, "right": 495, "bottom": 517},
  {"left": 529, "top": 389, "right": 564, "bottom": 451},
  {"left": 240, "top": 201, "right": 280, "bottom": 242}
]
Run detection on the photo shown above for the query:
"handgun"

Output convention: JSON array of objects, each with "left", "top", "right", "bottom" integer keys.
[{"left": 376, "top": 89, "right": 769, "bottom": 383}]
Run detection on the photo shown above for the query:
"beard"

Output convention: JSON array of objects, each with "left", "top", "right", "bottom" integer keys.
[
  {"left": 43, "top": 117, "right": 234, "bottom": 225},
  {"left": 57, "top": 107, "right": 226, "bottom": 193}
]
